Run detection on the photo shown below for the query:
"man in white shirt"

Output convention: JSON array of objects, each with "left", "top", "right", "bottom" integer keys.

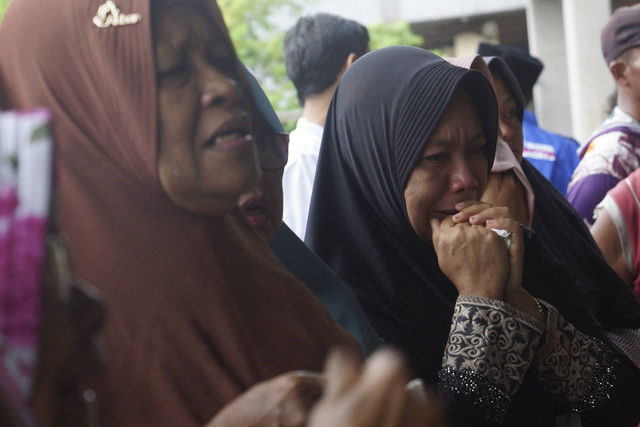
[{"left": 282, "top": 13, "right": 369, "bottom": 239}]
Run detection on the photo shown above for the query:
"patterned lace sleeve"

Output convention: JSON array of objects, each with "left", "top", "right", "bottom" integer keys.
[
  {"left": 438, "top": 295, "right": 544, "bottom": 423},
  {"left": 532, "top": 299, "right": 616, "bottom": 416}
]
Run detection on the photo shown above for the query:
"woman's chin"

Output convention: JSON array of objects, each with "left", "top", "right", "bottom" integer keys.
[{"left": 256, "top": 222, "right": 279, "bottom": 243}]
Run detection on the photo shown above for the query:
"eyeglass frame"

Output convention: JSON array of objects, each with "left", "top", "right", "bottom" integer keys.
[{"left": 254, "top": 132, "right": 289, "bottom": 171}]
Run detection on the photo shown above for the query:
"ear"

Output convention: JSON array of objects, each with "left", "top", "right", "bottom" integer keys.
[
  {"left": 335, "top": 53, "right": 359, "bottom": 82},
  {"left": 345, "top": 52, "right": 358, "bottom": 69},
  {"left": 610, "top": 59, "right": 629, "bottom": 86}
]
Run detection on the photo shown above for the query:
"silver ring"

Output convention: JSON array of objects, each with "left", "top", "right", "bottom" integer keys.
[{"left": 489, "top": 228, "right": 511, "bottom": 250}]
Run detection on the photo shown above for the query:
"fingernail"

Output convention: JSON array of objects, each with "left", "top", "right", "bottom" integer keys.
[
  {"left": 453, "top": 213, "right": 461, "bottom": 220},
  {"left": 470, "top": 215, "right": 478, "bottom": 222}
]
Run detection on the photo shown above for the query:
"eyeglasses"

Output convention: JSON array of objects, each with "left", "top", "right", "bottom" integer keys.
[{"left": 255, "top": 133, "right": 289, "bottom": 171}]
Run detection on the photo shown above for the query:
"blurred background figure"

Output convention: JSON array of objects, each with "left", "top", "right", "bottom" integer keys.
[
  {"left": 478, "top": 42, "right": 579, "bottom": 196},
  {"left": 238, "top": 66, "right": 383, "bottom": 355},
  {"left": 480, "top": 53, "right": 640, "bottom": 365},
  {"left": 282, "top": 13, "right": 369, "bottom": 239},
  {"left": 592, "top": 168, "right": 640, "bottom": 303},
  {"left": 567, "top": 4, "right": 640, "bottom": 226}
]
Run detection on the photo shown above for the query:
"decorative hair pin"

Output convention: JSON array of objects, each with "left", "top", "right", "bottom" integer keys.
[{"left": 93, "top": 0, "right": 141, "bottom": 28}]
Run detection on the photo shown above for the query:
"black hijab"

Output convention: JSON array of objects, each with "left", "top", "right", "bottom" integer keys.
[
  {"left": 305, "top": 46, "right": 499, "bottom": 381},
  {"left": 484, "top": 57, "right": 640, "bottom": 330}
]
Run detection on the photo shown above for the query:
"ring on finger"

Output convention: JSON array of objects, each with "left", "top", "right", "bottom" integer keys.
[{"left": 489, "top": 228, "right": 511, "bottom": 250}]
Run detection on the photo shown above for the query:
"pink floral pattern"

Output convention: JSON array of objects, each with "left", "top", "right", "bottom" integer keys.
[{"left": 0, "top": 108, "right": 52, "bottom": 426}]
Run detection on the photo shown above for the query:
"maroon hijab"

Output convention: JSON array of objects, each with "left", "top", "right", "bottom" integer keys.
[{"left": 0, "top": 0, "right": 357, "bottom": 424}]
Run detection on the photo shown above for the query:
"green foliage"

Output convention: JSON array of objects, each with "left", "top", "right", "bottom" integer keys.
[
  {"left": 218, "top": 1, "right": 425, "bottom": 122},
  {"left": 0, "top": 0, "right": 11, "bottom": 23},
  {"left": 219, "top": 0, "right": 302, "bottom": 113},
  {"left": 368, "top": 20, "right": 423, "bottom": 51}
]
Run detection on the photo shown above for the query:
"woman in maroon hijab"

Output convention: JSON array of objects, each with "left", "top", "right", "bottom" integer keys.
[
  {"left": 0, "top": 0, "right": 447, "bottom": 425},
  {"left": 0, "top": 0, "right": 355, "bottom": 424}
]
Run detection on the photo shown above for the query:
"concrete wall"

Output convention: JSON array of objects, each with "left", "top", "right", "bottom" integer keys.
[
  {"left": 562, "top": 0, "right": 614, "bottom": 142},
  {"left": 302, "top": 0, "right": 527, "bottom": 24},
  {"left": 301, "top": 0, "right": 627, "bottom": 142},
  {"left": 526, "top": 0, "right": 574, "bottom": 137}
]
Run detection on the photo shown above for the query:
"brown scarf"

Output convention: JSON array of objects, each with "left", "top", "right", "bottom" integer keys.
[{"left": 0, "top": 0, "right": 357, "bottom": 424}]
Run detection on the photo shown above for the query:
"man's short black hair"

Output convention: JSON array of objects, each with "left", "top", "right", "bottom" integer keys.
[{"left": 284, "top": 13, "right": 369, "bottom": 106}]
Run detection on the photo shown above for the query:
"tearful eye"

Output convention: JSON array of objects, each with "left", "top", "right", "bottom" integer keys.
[
  {"left": 421, "top": 152, "right": 448, "bottom": 164},
  {"left": 159, "top": 62, "right": 189, "bottom": 79},
  {"left": 468, "top": 144, "right": 485, "bottom": 154}
]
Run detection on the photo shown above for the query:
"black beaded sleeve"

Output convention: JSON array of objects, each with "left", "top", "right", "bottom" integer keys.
[
  {"left": 532, "top": 299, "right": 616, "bottom": 416},
  {"left": 438, "top": 295, "right": 544, "bottom": 423}
]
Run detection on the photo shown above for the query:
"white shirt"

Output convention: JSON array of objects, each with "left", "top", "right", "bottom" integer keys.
[{"left": 282, "top": 117, "right": 324, "bottom": 240}]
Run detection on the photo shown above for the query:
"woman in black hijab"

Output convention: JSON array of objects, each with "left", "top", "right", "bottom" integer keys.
[
  {"left": 482, "top": 56, "right": 640, "bottom": 363},
  {"left": 306, "top": 46, "right": 640, "bottom": 426}
]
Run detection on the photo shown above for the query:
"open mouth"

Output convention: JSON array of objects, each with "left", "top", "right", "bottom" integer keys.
[
  {"left": 204, "top": 115, "right": 252, "bottom": 151},
  {"left": 204, "top": 131, "right": 252, "bottom": 151},
  {"left": 240, "top": 196, "right": 268, "bottom": 226}
]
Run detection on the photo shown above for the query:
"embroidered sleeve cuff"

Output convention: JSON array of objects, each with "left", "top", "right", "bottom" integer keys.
[
  {"left": 532, "top": 299, "right": 615, "bottom": 414},
  {"left": 439, "top": 295, "right": 544, "bottom": 421}
]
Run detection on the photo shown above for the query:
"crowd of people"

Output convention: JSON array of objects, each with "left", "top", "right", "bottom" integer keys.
[{"left": 0, "top": 0, "right": 640, "bottom": 426}]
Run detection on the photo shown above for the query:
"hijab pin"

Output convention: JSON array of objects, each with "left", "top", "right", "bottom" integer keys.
[{"left": 93, "top": 0, "right": 142, "bottom": 28}]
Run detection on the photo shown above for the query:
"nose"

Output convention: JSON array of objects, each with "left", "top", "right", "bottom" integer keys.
[
  {"left": 199, "top": 63, "right": 240, "bottom": 108},
  {"left": 449, "top": 157, "right": 478, "bottom": 194},
  {"left": 499, "top": 119, "right": 513, "bottom": 144}
]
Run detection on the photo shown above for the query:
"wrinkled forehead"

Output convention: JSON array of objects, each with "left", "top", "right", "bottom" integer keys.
[
  {"left": 398, "top": 68, "right": 498, "bottom": 184},
  {"left": 151, "top": 0, "right": 227, "bottom": 48},
  {"left": 153, "top": 7, "right": 212, "bottom": 66},
  {"left": 149, "top": 0, "right": 252, "bottom": 114}
]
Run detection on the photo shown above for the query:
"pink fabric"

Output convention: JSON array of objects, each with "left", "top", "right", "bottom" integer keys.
[
  {"left": 0, "top": 189, "right": 46, "bottom": 348},
  {"left": 446, "top": 55, "right": 496, "bottom": 92},
  {"left": 492, "top": 137, "right": 536, "bottom": 223},
  {"left": 0, "top": 108, "right": 52, "bottom": 426}
]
